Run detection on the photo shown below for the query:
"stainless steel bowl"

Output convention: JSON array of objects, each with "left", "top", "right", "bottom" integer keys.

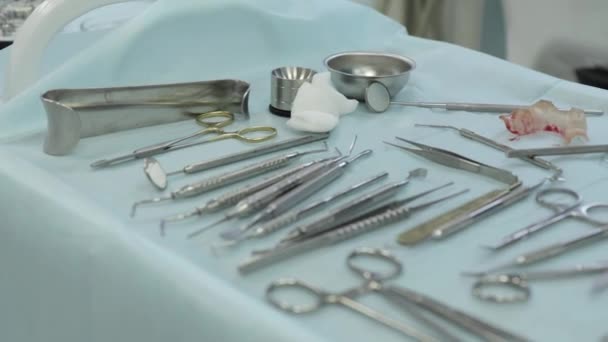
[
  {"left": 324, "top": 51, "right": 415, "bottom": 100},
  {"left": 270, "top": 66, "right": 317, "bottom": 114}
]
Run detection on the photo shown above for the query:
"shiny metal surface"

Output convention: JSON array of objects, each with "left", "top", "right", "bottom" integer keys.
[
  {"left": 324, "top": 51, "right": 415, "bottom": 100},
  {"left": 41, "top": 79, "right": 251, "bottom": 155},
  {"left": 264, "top": 247, "right": 528, "bottom": 342},
  {"left": 270, "top": 66, "right": 316, "bottom": 111}
]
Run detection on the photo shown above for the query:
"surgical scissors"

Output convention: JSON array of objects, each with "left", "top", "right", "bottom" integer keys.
[
  {"left": 91, "top": 111, "right": 277, "bottom": 168},
  {"left": 267, "top": 247, "right": 528, "bottom": 342},
  {"left": 485, "top": 187, "right": 608, "bottom": 250},
  {"left": 465, "top": 263, "right": 608, "bottom": 303}
]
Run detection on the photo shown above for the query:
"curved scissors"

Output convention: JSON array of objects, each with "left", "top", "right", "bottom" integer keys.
[
  {"left": 469, "top": 263, "right": 608, "bottom": 304},
  {"left": 90, "top": 111, "right": 277, "bottom": 168},
  {"left": 267, "top": 248, "right": 528, "bottom": 342},
  {"left": 485, "top": 187, "right": 608, "bottom": 250}
]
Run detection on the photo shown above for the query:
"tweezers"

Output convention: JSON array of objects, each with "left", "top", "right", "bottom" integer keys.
[{"left": 385, "top": 137, "right": 519, "bottom": 185}]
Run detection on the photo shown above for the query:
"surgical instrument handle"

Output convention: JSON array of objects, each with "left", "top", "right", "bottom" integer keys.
[
  {"left": 181, "top": 134, "right": 329, "bottom": 174},
  {"left": 205, "top": 161, "right": 316, "bottom": 212},
  {"left": 433, "top": 182, "right": 537, "bottom": 239},
  {"left": 248, "top": 173, "right": 389, "bottom": 239},
  {"left": 456, "top": 128, "right": 559, "bottom": 171},
  {"left": 519, "top": 227, "right": 608, "bottom": 266},
  {"left": 281, "top": 179, "right": 410, "bottom": 243},
  {"left": 409, "top": 102, "right": 603, "bottom": 116},
  {"left": 507, "top": 144, "right": 608, "bottom": 157},
  {"left": 255, "top": 150, "right": 372, "bottom": 222},
  {"left": 172, "top": 153, "right": 302, "bottom": 199},
  {"left": 231, "top": 159, "right": 339, "bottom": 216},
  {"left": 386, "top": 286, "right": 529, "bottom": 342},
  {"left": 398, "top": 188, "right": 508, "bottom": 245},
  {"left": 521, "top": 264, "right": 608, "bottom": 280},
  {"left": 240, "top": 189, "right": 465, "bottom": 274}
]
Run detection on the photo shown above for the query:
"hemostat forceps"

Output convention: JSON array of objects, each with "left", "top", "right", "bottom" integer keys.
[
  {"left": 91, "top": 111, "right": 277, "bottom": 168},
  {"left": 266, "top": 247, "right": 528, "bottom": 342}
]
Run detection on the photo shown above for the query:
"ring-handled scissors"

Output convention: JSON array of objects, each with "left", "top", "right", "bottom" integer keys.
[
  {"left": 267, "top": 247, "right": 529, "bottom": 342},
  {"left": 91, "top": 111, "right": 277, "bottom": 168},
  {"left": 485, "top": 187, "right": 608, "bottom": 250},
  {"left": 466, "top": 263, "right": 608, "bottom": 303}
]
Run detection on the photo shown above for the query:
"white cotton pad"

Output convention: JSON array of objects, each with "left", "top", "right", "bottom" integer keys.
[
  {"left": 286, "top": 110, "right": 339, "bottom": 132},
  {"left": 288, "top": 72, "right": 358, "bottom": 133}
]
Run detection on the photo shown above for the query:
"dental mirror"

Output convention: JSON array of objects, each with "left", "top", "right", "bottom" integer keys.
[
  {"left": 144, "top": 157, "right": 168, "bottom": 190},
  {"left": 364, "top": 81, "right": 392, "bottom": 113}
]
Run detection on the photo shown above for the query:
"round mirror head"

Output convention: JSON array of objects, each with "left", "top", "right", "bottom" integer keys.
[
  {"left": 364, "top": 81, "right": 391, "bottom": 113},
  {"left": 144, "top": 157, "right": 168, "bottom": 190}
]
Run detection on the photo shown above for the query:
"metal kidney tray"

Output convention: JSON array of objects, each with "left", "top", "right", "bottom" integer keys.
[{"left": 41, "top": 79, "right": 251, "bottom": 155}]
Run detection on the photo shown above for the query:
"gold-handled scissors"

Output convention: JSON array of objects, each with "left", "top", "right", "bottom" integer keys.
[{"left": 91, "top": 111, "right": 277, "bottom": 168}]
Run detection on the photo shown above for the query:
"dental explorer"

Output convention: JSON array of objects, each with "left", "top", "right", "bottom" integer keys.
[
  {"left": 130, "top": 148, "right": 327, "bottom": 216},
  {"left": 223, "top": 172, "right": 390, "bottom": 245},
  {"left": 221, "top": 149, "right": 373, "bottom": 241}
]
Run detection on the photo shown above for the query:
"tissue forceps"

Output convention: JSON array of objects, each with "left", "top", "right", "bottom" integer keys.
[
  {"left": 465, "top": 263, "right": 608, "bottom": 303},
  {"left": 267, "top": 247, "right": 528, "bottom": 342},
  {"left": 239, "top": 184, "right": 466, "bottom": 273},
  {"left": 414, "top": 124, "right": 562, "bottom": 177},
  {"left": 91, "top": 111, "right": 277, "bottom": 168},
  {"left": 485, "top": 187, "right": 608, "bottom": 250},
  {"left": 225, "top": 172, "right": 390, "bottom": 245},
  {"left": 385, "top": 137, "right": 519, "bottom": 185}
]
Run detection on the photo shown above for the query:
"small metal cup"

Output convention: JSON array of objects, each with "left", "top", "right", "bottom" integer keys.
[{"left": 270, "top": 66, "right": 317, "bottom": 116}]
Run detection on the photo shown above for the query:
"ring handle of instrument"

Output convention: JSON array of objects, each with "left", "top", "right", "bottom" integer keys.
[
  {"left": 472, "top": 274, "right": 530, "bottom": 303},
  {"left": 195, "top": 110, "right": 234, "bottom": 128}
]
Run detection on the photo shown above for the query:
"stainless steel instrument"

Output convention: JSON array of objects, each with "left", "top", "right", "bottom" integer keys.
[
  {"left": 131, "top": 149, "right": 327, "bottom": 217},
  {"left": 415, "top": 124, "right": 562, "bottom": 177},
  {"left": 364, "top": 81, "right": 603, "bottom": 116},
  {"left": 507, "top": 144, "right": 608, "bottom": 157},
  {"left": 266, "top": 247, "right": 529, "bottom": 341},
  {"left": 269, "top": 66, "right": 316, "bottom": 116},
  {"left": 466, "top": 263, "right": 608, "bottom": 303},
  {"left": 222, "top": 150, "right": 373, "bottom": 241},
  {"left": 146, "top": 134, "right": 329, "bottom": 189},
  {"left": 225, "top": 172, "right": 389, "bottom": 245},
  {"left": 41, "top": 79, "right": 251, "bottom": 155},
  {"left": 240, "top": 184, "right": 466, "bottom": 273}
]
